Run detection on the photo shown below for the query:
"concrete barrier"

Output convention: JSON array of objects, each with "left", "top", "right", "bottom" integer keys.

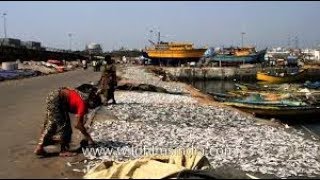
[
  {"left": 162, "top": 66, "right": 320, "bottom": 82},
  {"left": 163, "top": 67, "right": 259, "bottom": 81}
]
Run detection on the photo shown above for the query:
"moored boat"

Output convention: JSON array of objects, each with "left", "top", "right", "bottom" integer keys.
[
  {"left": 223, "top": 102, "right": 320, "bottom": 117},
  {"left": 256, "top": 69, "right": 307, "bottom": 83},
  {"left": 210, "top": 47, "right": 267, "bottom": 65},
  {"left": 210, "top": 89, "right": 320, "bottom": 118}
]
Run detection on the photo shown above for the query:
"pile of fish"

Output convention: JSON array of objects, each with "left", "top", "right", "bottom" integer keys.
[
  {"left": 0, "top": 69, "right": 40, "bottom": 81},
  {"left": 83, "top": 66, "right": 320, "bottom": 178},
  {"left": 19, "top": 60, "right": 80, "bottom": 75},
  {"left": 19, "top": 61, "right": 60, "bottom": 74},
  {"left": 115, "top": 91, "right": 197, "bottom": 105},
  {"left": 0, "top": 60, "right": 81, "bottom": 82},
  {"left": 120, "top": 66, "right": 188, "bottom": 93},
  {"left": 17, "top": 61, "right": 56, "bottom": 74},
  {"left": 88, "top": 103, "right": 320, "bottom": 178}
]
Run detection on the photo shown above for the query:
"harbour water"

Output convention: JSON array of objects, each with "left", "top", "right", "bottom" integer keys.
[
  {"left": 189, "top": 79, "right": 241, "bottom": 94},
  {"left": 185, "top": 79, "right": 320, "bottom": 137}
]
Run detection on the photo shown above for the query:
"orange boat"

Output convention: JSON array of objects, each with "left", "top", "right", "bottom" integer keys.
[
  {"left": 256, "top": 69, "right": 307, "bottom": 83},
  {"left": 146, "top": 42, "right": 206, "bottom": 59},
  {"left": 143, "top": 32, "right": 207, "bottom": 66}
]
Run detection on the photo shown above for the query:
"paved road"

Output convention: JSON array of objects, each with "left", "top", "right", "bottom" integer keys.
[{"left": 0, "top": 69, "right": 101, "bottom": 178}]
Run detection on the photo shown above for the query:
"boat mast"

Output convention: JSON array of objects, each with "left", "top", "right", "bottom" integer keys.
[{"left": 158, "top": 31, "right": 160, "bottom": 44}]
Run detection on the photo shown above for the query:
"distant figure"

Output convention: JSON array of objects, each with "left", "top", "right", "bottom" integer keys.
[
  {"left": 92, "top": 60, "right": 97, "bottom": 72},
  {"left": 102, "top": 59, "right": 107, "bottom": 66},
  {"left": 122, "top": 56, "right": 127, "bottom": 64},
  {"left": 96, "top": 60, "right": 101, "bottom": 72},
  {"left": 34, "top": 85, "right": 101, "bottom": 157},
  {"left": 89, "top": 55, "right": 95, "bottom": 71},
  {"left": 82, "top": 59, "right": 88, "bottom": 70},
  {"left": 98, "top": 55, "right": 117, "bottom": 105}
]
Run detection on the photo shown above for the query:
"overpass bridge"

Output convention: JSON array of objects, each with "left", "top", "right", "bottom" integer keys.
[{"left": 0, "top": 45, "right": 87, "bottom": 62}]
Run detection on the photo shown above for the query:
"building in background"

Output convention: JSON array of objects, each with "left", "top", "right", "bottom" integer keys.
[
  {"left": 85, "top": 43, "right": 103, "bottom": 55},
  {"left": 302, "top": 49, "right": 320, "bottom": 61}
]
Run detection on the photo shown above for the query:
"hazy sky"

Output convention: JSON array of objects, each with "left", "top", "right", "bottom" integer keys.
[{"left": 0, "top": 1, "right": 320, "bottom": 51}]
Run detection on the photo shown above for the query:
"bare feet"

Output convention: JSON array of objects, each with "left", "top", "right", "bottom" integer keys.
[{"left": 59, "top": 151, "right": 77, "bottom": 157}]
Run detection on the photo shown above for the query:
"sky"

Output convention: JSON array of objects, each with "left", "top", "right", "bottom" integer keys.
[{"left": 0, "top": 1, "right": 320, "bottom": 51}]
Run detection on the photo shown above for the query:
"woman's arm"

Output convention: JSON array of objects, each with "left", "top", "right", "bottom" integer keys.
[{"left": 75, "top": 115, "right": 95, "bottom": 145}]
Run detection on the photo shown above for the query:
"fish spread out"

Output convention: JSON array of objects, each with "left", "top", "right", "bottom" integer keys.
[{"left": 83, "top": 66, "right": 320, "bottom": 178}]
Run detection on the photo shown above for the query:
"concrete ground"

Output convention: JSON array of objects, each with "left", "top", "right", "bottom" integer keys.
[{"left": 0, "top": 68, "right": 101, "bottom": 178}]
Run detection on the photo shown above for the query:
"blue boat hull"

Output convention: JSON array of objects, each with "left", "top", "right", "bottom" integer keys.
[{"left": 211, "top": 49, "right": 267, "bottom": 64}]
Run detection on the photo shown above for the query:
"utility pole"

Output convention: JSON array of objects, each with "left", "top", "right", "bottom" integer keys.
[
  {"left": 157, "top": 31, "right": 160, "bottom": 44},
  {"left": 241, "top": 32, "right": 246, "bottom": 47},
  {"left": 68, "top": 33, "right": 72, "bottom": 51},
  {"left": 3, "top": 13, "right": 7, "bottom": 38},
  {"left": 294, "top": 36, "right": 299, "bottom": 49}
]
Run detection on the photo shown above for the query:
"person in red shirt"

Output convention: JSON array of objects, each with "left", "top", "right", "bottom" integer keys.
[{"left": 34, "top": 85, "right": 101, "bottom": 157}]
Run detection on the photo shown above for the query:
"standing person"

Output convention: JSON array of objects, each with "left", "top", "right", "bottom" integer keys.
[
  {"left": 90, "top": 55, "right": 96, "bottom": 72},
  {"left": 96, "top": 59, "right": 101, "bottom": 72},
  {"left": 92, "top": 59, "right": 97, "bottom": 72},
  {"left": 98, "top": 55, "right": 117, "bottom": 105},
  {"left": 34, "top": 85, "right": 101, "bottom": 157},
  {"left": 82, "top": 59, "right": 87, "bottom": 70}
]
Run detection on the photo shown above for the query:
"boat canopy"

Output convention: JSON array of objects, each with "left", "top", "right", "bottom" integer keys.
[{"left": 204, "top": 47, "right": 216, "bottom": 57}]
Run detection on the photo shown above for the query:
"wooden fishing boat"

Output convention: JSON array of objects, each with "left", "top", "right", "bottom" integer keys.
[
  {"left": 144, "top": 42, "right": 207, "bottom": 66},
  {"left": 223, "top": 102, "right": 320, "bottom": 117},
  {"left": 143, "top": 31, "right": 206, "bottom": 66},
  {"left": 304, "top": 81, "right": 320, "bottom": 89},
  {"left": 256, "top": 69, "right": 307, "bottom": 83},
  {"left": 209, "top": 90, "right": 320, "bottom": 117},
  {"left": 146, "top": 42, "right": 206, "bottom": 59},
  {"left": 210, "top": 48, "right": 267, "bottom": 65}
]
